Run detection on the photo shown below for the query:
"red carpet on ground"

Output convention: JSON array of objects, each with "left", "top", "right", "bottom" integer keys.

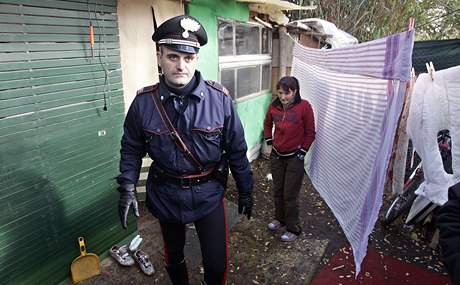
[{"left": 310, "top": 246, "right": 452, "bottom": 285}]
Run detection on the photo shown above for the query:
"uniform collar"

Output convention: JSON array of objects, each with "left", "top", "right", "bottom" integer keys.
[
  {"left": 190, "top": 71, "right": 207, "bottom": 101},
  {"left": 158, "top": 71, "right": 205, "bottom": 102}
]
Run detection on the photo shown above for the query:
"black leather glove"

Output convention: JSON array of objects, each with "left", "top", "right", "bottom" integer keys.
[
  {"left": 238, "top": 191, "right": 253, "bottom": 220},
  {"left": 118, "top": 184, "right": 140, "bottom": 229}
]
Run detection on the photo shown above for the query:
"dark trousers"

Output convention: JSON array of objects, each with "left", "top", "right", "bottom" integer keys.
[
  {"left": 160, "top": 200, "right": 228, "bottom": 285},
  {"left": 270, "top": 154, "right": 305, "bottom": 234}
]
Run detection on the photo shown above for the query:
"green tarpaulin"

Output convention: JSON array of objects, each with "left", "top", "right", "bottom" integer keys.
[{"left": 412, "top": 39, "right": 460, "bottom": 74}]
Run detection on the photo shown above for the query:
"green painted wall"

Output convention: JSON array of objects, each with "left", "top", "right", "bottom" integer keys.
[
  {"left": 187, "top": 0, "right": 248, "bottom": 80},
  {"left": 187, "top": 0, "right": 273, "bottom": 152},
  {"left": 236, "top": 94, "right": 273, "bottom": 149},
  {"left": 0, "top": 1, "right": 133, "bottom": 284}
]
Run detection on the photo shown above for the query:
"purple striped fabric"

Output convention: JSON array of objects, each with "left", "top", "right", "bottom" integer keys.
[
  {"left": 293, "top": 31, "right": 413, "bottom": 81},
  {"left": 292, "top": 30, "right": 414, "bottom": 276}
]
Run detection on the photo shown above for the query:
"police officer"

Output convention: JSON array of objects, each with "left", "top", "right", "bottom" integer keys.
[
  {"left": 438, "top": 182, "right": 460, "bottom": 285},
  {"left": 117, "top": 15, "right": 254, "bottom": 285}
]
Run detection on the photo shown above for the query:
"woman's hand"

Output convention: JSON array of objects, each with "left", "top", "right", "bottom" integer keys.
[{"left": 262, "top": 145, "right": 272, "bottom": 160}]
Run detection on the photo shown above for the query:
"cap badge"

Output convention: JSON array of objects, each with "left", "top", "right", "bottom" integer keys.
[{"left": 180, "top": 18, "right": 200, "bottom": 39}]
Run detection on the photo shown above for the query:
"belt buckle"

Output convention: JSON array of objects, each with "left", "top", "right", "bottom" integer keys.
[{"left": 179, "top": 177, "right": 191, "bottom": 189}]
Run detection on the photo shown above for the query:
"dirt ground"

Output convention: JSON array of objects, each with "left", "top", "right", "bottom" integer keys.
[
  {"left": 231, "top": 158, "right": 450, "bottom": 283},
  {"left": 233, "top": 158, "right": 448, "bottom": 279},
  {"left": 79, "top": 157, "right": 449, "bottom": 285}
]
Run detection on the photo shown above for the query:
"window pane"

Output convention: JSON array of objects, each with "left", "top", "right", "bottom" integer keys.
[
  {"left": 261, "top": 28, "right": 272, "bottom": 54},
  {"left": 220, "top": 69, "right": 235, "bottom": 99},
  {"left": 236, "top": 66, "right": 260, "bottom": 98},
  {"left": 235, "top": 24, "right": 260, "bottom": 55},
  {"left": 262, "top": 64, "right": 271, "bottom": 90},
  {"left": 218, "top": 20, "right": 233, "bottom": 56}
]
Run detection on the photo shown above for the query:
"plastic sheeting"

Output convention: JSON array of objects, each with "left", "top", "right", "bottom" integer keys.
[
  {"left": 406, "top": 65, "right": 460, "bottom": 205},
  {"left": 287, "top": 18, "right": 358, "bottom": 48}
]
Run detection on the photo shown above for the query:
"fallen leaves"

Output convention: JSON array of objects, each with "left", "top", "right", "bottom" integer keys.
[{"left": 331, "top": 265, "right": 345, "bottom": 271}]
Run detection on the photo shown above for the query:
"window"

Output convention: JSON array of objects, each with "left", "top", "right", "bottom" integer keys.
[
  {"left": 218, "top": 20, "right": 233, "bottom": 56},
  {"left": 235, "top": 24, "right": 260, "bottom": 55},
  {"left": 237, "top": 66, "right": 260, "bottom": 96},
  {"left": 220, "top": 69, "right": 235, "bottom": 97},
  {"left": 218, "top": 19, "right": 272, "bottom": 101}
]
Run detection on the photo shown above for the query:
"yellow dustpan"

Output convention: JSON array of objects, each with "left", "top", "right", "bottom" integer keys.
[{"left": 70, "top": 237, "right": 101, "bottom": 284}]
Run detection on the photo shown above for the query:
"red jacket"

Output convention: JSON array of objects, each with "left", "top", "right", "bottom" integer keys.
[{"left": 264, "top": 96, "right": 315, "bottom": 156}]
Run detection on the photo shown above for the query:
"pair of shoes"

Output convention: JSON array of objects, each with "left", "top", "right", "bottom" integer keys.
[
  {"left": 109, "top": 235, "right": 143, "bottom": 267},
  {"left": 109, "top": 236, "right": 154, "bottom": 276},
  {"left": 109, "top": 245, "right": 135, "bottom": 266},
  {"left": 133, "top": 249, "right": 155, "bottom": 276},
  {"left": 267, "top": 219, "right": 284, "bottom": 231},
  {"left": 280, "top": 231, "right": 300, "bottom": 242}
]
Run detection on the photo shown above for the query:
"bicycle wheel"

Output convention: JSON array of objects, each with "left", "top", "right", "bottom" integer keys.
[{"left": 382, "top": 173, "right": 423, "bottom": 226}]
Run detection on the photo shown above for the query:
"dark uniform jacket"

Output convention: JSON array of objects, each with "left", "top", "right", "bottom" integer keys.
[
  {"left": 437, "top": 182, "right": 460, "bottom": 285},
  {"left": 118, "top": 71, "right": 253, "bottom": 223}
]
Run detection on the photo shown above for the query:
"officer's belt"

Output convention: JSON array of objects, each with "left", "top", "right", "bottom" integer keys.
[{"left": 154, "top": 166, "right": 216, "bottom": 188}]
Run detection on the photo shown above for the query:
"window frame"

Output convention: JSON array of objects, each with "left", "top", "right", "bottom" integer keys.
[{"left": 217, "top": 18, "right": 272, "bottom": 103}]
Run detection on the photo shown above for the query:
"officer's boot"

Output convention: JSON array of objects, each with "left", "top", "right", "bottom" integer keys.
[{"left": 165, "top": 259, "right": 189, "bottom": 285}]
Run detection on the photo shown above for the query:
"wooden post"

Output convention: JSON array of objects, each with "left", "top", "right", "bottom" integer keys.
[
  {"left": 389, "top": 75, "right": 416, "bottom": 194},
  {"left": 279, "top": 26, "right": 287, "bottom": 79}
]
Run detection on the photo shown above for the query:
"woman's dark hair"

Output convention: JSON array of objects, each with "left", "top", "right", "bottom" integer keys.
[{"left": 276, "top": 76, "right": 300, "bottom": 97}]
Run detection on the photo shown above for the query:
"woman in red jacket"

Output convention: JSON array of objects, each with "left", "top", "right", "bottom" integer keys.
[{"left": 263, "top": 76, "right": 315, "bottom": 242}]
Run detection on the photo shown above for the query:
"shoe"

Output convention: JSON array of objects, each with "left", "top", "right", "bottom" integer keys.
[
  {"left": 134, "top": 249, "right": 155, "bottom": 275},
  {"left": 267, "top": 219, "right": 284, "bottom": 231},
  {"left": 280, "top": 231, "right": 300, "bottom": 242},
  {"left": 129, "top": 235, "right": 143, "bottom": 252},
  {"left": 109, "top": 245, "right": 135, "bottom": 266}
]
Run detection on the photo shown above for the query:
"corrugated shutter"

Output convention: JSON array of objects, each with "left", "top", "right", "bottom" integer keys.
[{"left": 0, "top": 1, "right": 132, "bottom": 284}]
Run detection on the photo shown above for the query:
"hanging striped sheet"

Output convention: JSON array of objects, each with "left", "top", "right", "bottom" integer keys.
[{"left": 292, "top": 30, "right": 414, "bottom": 275}]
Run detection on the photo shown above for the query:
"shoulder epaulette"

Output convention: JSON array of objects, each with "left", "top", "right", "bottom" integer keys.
[
  {"left": 205, "top": 80, "right": 230, "bottom": 97},
  {"left": 136, "top": 84, "right": 159, "bottom": 96}
]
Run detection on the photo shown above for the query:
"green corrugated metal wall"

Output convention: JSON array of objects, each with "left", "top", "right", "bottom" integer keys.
[{"left": 0, "top": 0, "right": 134, "bottom": 284}]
